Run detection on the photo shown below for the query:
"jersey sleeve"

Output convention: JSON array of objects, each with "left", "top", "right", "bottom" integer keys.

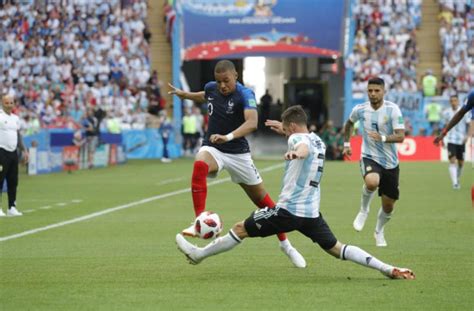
[
  {"left": 241, "top": 88, "right": 258, "bottom": 110},
  {"left": 391, "top": 105, "right": 405, "bottom": 130},
  {"left": 348, "top": 105, "right": 360, "bottom": 123},
  {"left": 203, "top": 82, "right": 216, "bottom": 99},
  {"left": 461, "top": 90, "right": 474, "bottom": 117},
  {"left": 288, "top": 134, "right": 308, "bottom": 151}
]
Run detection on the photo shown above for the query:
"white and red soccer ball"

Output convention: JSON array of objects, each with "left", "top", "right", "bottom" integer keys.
[{"left": 194, "top": 211, "right": 223, "bottom": 239}]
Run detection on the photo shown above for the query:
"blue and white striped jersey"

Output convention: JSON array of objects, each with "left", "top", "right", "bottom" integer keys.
[
  {"left": 277, "top": 132, "right": 325, "bottom": 218},
  {"left": 349, "top": 100, "right": 405, "bottom": 169},
  {"left": 442, "top": 106, "right": 469, "bottom": 145}
]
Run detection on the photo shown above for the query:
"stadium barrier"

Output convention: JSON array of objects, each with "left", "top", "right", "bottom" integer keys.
[{"left": 346, "top": 136, "right": 473, "bottom": 162}]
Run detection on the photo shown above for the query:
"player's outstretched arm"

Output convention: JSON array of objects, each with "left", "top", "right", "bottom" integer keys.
[
  {"left": 265, "top": 119, "right": 284, "bottom": 135},
  {"left": 434, "top": 107, "right": 469, "bottom": 145},
  {"left": 285, "top": 143, "right": 309, "bottom": 160},
  {"left": 167, "top": 83, "right": 206, "bottom": 103},
  {"left": 210, "top": 109, "right": 258, "bottom": 144},
  {"left": 342, "top": 120, "right": 354, "bottom": 156}
]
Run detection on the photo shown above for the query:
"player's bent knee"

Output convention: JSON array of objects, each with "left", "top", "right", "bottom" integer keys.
[{"left": 231, "top": 221, "right": 248, "bottom": 239}]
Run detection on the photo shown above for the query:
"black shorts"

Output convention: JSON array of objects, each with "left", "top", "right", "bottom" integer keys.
[
  {"left": 244, "top": 207, "right": 338, "bottom": 250},
  {"left": 447, "top": 143, "right": 465, "bottom": 161},
  {"left": 360, "top": 157, "right": 400, "bottom": 200}
]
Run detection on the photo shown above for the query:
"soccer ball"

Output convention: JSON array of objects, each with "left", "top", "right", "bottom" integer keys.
[{"left": 195, "top": 211, "right": 223, "bottom": 239}]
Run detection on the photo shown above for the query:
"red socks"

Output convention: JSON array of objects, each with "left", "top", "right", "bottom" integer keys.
[
  {"left": 257, "top": 194, "right": 287, "bottom": 242},
  {"left": 191, "top": 161, "right": 208, "bottom": 217}
]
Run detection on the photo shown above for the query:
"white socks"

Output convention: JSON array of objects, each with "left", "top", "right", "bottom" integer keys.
[
  {"left": 457, "top": 165, "right": 463, "bottom": 179},
  {"left": 361, "top": 185, "right": 375, "bottom": 213},
  {"left": 375, "top": 208, "right": 392, "bottom": 233},
  {"left": 449, "top": 163, "right": 458, "bottom": 186},
  {"left": 340, "top": 244, "right": 392, "bottom": 275},
  {"left": 279, "top": 238, "right": 291, "bottom": 250},
  {"left": 197, "top": 230, "right": 241, "bottom": 260}
]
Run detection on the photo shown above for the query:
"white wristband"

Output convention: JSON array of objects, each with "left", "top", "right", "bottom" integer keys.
[
  {"left": 344, "top": 142, "right": 350, "bottom": 148},
  {"left": 381, "top": 135, "right": 387, "bottom": 142},
  {"left": 225, "top": 133, "right": 234, "bottom": 141}
]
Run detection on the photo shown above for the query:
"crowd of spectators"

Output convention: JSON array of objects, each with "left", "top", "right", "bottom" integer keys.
[
  {"left": 346, "top": 0, "right": 422, "bottom": 97},
  {"left": 438, "top": 0, "right": 473, "bottom": 96},
  {"left": 0, "top": 0, "right": 167, "bottom": 136}
]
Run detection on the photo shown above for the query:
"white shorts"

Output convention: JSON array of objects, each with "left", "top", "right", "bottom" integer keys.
[{"left": 199, "top": 146, "right": 262, "bottom": 185}]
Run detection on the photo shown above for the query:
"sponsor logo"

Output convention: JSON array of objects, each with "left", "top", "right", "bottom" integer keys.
[
  {"left": 398, "top": 116, "right": 404, "bottom": 124},
  {"left": 397, "top": 138, "right": 416, "bottom": 156},
  {"left": 366, "top": 257, "right": 372, "bottom": 265}
]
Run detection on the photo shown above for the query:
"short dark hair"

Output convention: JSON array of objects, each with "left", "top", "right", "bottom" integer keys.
[
  {"left": 449, "top": 94, "right": 458, "bottom": 99},
  {"left": 214, "top": 60, "right": 236, "bottom": 74},
  {"left": 368, "top": 77, "right": 385, "bottom": 87},
  {"left": 282, "top": 105, "right": 307, "bottom": 125}
]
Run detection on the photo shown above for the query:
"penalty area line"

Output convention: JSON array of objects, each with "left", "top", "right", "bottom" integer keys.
[{"left": 0, "top": 163, "right": 284, "bottom": 243}]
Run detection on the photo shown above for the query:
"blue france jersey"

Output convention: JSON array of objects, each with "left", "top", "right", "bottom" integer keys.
[
  {"left": 442, "top": 106, "right": 469, "bottom": 145},
  {"left": 203, "top": 82, "right": 257, "bottom": 154},
  {"left": 462, "top": 90, "right": 474, "bottom": 120},
  {"left": 278, "top": 133, "right": 326, "bottom": 218}
]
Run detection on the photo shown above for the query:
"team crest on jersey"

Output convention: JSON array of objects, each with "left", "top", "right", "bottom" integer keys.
[
  {"left": 226, "top": 99, "right": 235, "bottom": 114},
  {"left": 366, "top": 166, "right": 372, "bottom": 172},
  {"left": 0, "top": 165, "right": 2, "bottom": 172}
]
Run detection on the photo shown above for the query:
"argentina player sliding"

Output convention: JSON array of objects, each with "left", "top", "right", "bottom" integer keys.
[
  {"left": 343, "top": 77, "right": 405, "bottom": 247},
  {"left": 176, "top": 106, "right": 415, "bottom": 280},
  {"left": 168, "top": 60, "right": 306, "bottom": 268}
]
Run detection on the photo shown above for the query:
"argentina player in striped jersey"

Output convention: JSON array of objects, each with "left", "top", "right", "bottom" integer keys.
[
  {"left": 441, "top": 95, "right": 470, "bottom": 189},
  {"left": 176, "top": 106, "right": 415, "bottom": 280},
  {"left": 169, "top": 60, "right": 305, "bottom": 268},
  {"left": 343, "top": 77, "right": 405, "bottom": 247}
]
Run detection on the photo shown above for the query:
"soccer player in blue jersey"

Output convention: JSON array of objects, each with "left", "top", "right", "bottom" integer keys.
[
  {"left": 168, "top": 60, "right": 306, "bottom": 268},
  {"left": 176, "top": 106, "right": 415, "bottom": 280},
  {"left": 440, "top": 95, "right": 470, "bottom": 189},
  {"left": 342, "top": 77, "right": 405, "bottom": 247}
]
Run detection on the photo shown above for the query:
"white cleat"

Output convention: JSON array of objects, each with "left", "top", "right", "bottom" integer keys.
[
  {"left": 374, "top": 231, "right": 387, "bottom": 247},
  {"left": 384, "top": 267, "right": 415, "bottom": 280},
  {"left": 176, "top": 234, "right": 201, "bottom": 265},
  {"left": 7, "top": 206, "right": 22, "bottom": 217},
  {"left": 0, "top": 209, "right": 6, "bottom": 217},
  {"left": 281, "top": 246, "right": 307, "bottom": 268},
  {"left": 353, "top": 211, "right": 368, "bottom": 232},
  {"left": 182, "top": 223, "right": 198, "bottom": 238}
]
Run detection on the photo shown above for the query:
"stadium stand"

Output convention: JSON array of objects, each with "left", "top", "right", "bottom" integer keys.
[
  {"left": 0, "top": 0, "right": 164, "bottom": 134},
  {"left": 437, "top": 0, "right": 473, "bottom": 96},
  {"left": 346, "top": 0, "right": 422, "bottom": 96}
]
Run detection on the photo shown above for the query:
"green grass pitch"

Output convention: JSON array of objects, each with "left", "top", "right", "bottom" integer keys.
[{"left": 0, "top": 159, "right": 472, "bottom": 310}]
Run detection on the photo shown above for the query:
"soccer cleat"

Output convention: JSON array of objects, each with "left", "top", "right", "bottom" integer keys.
[
  {"left": 353, "top": 211, "right": 368, "bottom": 232},
  {"left": 182, "top": 223, "right": 198, "bottom": 238},
  {"left": 281, "top": 246, "right": 307, "bottom": 268},
  {"left": 374, "top": 231, "right": 387, "bottom": 247},
  {"left": 386, "top": 267, "right": 415, "bottom": 280},
  {"left": 0, "top": 209, "right": 6, "bottom": 217},
  {"left": 176, "top": 234, "right": 201, "bottom": 265},
  {"left": 7, "top": 206, "right": 22, "bottom": 217},
  {"left": 453, "top": 184, "right": 461, "bottom": 190}
]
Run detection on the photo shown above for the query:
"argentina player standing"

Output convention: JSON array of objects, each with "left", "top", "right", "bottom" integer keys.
[
  {"left": 441, "top": 95, "right": 470, "bottom": 189},
  {"left": 343, "top": 77, "right": 405, "bottom": 247},
  {"left": 168, "top": 60, "right": 306, "bottom": 268}
]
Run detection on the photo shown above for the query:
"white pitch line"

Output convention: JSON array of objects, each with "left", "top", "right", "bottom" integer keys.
[
  {"left": 56, "top": 202, "right": 67, "bottom": 207},
  {"left": 22, "top": 209, "right": 35, "bottom": 213},
  {"left": 0, "top": 163, "right": 284, "bottom": 243},
  {"left": 156, "top": 177, "right": 184, "bottom": 186},
  {"left": 39, "top": 206, "right": 52, "bottom": 210}
]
